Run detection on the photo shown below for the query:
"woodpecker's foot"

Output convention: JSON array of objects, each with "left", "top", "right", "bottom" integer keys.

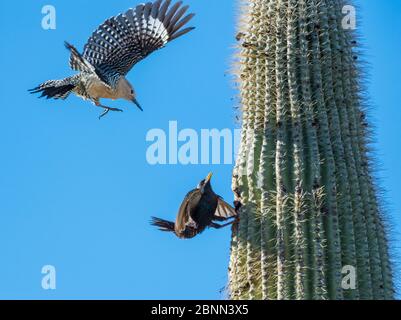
[
  {"left": 94, "top": 102, "right": 123, "bottom": 119},
  {"left": 98, "top": 107, "right": 123, "bottom": 119}
]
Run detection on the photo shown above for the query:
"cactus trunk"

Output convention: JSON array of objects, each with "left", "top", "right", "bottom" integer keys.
[{"left": 229, "top": 0, "right": 394, "bottom": 300}]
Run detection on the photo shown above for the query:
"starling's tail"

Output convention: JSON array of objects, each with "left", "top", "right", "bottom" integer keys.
[
  {"left": 151, "top": 217, "right": 175, "bottom": 232},
  {"left": 29, "top": 76, "right": 78, "bottom": 100}
]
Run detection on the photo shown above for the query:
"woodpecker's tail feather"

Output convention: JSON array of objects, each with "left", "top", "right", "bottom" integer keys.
[
  {"left": 29, "top": 76, "right": 78, "bottom": 100},
  {"left": 151, "top": 217, "right": 175, "bottom": 233}
]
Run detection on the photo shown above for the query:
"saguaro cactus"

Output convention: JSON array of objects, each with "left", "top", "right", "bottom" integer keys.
[{"left": 229, "top": 0, "right": 394, "bottom": 300}]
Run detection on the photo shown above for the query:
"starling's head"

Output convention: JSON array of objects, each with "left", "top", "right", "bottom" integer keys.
[
  {"left": 197, "top": 172, "right": 213, "bottom": 194},
  {"left": 118, "top": 78, "right": 143, "bottom": 111}
]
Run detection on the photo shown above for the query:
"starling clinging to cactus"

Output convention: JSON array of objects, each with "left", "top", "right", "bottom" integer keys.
[
  {"left": 151, "top": 173, "right": 238, "bottom": 239},
  {"left": 29, "top": 0, "right": 195, "bottom": 118}
]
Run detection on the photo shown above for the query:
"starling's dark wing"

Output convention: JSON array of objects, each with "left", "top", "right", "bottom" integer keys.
[
  {"left": 80, "top": 0, "right": 195, "bottom": 87},
  {"left": 214, "top": 198, "right": 237, "bottom": 219},
  {"left": 175, "top": 189, "right": 201, "bottom": 234}
]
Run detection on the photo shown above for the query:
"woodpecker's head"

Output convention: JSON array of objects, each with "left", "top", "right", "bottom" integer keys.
[{"left": 118, "top": 78, "right": 143, "bottom": 111}]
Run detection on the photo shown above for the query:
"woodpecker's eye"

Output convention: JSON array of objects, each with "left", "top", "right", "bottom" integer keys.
[{"left": 130, "top": 89, "right": 134, "bottom": 94}]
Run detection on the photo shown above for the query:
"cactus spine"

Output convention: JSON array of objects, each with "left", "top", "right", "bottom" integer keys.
[{"left": 229, "top": 0, "right": 394, "bottom": 300}]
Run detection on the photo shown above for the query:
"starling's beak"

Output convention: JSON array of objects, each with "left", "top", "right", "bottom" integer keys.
[
  {"left": 205, "top": 172, "right": 213, "bottom": 183},
  {"left": 132, "top": 98, "right": 143, "bottom": 111}
]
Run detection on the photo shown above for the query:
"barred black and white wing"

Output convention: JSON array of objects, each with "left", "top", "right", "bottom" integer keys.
[
  {"left": 65, "top": 42, "right": 95, "bottom": 73},
  {"left": 80, "top": 0, "right": 195, "bottom": 87}
]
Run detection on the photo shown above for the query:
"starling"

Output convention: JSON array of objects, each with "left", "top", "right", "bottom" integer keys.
[{"left": 151, "top": 173, "right": 237, "bottom": 239}]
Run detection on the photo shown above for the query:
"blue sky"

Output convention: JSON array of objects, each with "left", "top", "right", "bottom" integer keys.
[{"left": 0, "top": 0, "right": 399, "bottom": 299}]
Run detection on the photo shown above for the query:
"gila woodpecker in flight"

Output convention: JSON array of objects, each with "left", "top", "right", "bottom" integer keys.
[{"left": 30, "top": 0, "right": 195, "bottom": 118}]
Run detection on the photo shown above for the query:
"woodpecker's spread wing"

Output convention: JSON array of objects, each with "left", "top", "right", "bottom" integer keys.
[
  {"left": 65, "top": 42, "right": 95, "bottom": 73},
  {"left": 175, "top": 189, "right": 201, "bottom": 234},
  {"left": 80, "top": 0, "right": 195, "bottom": 87},
  {"left": 215, "top": 198, "right": 237, "bottom": 219},
  {"left": 65, "top": 42, "right": 113, "bottom": 88}
]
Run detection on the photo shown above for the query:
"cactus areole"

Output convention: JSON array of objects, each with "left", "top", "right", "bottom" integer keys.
[{"left": 229, "top": 0, "right": 394, "bottom": 300}]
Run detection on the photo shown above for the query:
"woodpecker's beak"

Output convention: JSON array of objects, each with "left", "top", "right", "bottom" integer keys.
[
  {"left": 132, "top": 98, "right": 143, "bottom": 111},
  {"left": 205, "top": 172, "right": 213, "bottom": 183}
]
